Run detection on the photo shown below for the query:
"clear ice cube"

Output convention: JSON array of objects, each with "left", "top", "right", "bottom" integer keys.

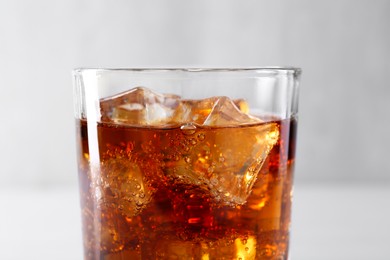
[
  {"left": 96, "top": 157, "right": 155, "bottom": 217},
  {"left": 171, "top": 97, "right": 217, "bottom": 125},
  {"left": 202, "top": 96, "right": 261, "bottom": 126},
  {"left": 100, "top": 87, "right": 180, "bottom": 126},
  {"left": 172, "top": 97, "right": 260, "bottom": 126},
  {"left": 164, "top": 122, "right": 279, "bottom": 206}
]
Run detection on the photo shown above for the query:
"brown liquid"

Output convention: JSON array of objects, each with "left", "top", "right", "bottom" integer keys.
[{"left": 76, "top": 117, "right": 297, "bottom": 259}]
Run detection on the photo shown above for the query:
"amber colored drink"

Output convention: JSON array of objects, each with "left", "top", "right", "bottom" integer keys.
[{"left": 76, "top": 116, "right": 297, "bottom": 260}]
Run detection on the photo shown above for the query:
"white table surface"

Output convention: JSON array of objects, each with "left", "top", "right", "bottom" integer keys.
[{"left": 1, "top": 183, "right": 389, "bottom": 260}]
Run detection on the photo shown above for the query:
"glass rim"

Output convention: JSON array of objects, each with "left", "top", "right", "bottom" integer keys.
[{"left": 73, "top": 67, "right": 301, "bottom": 75}]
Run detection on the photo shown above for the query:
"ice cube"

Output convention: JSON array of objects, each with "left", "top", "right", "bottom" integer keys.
[
  {"left": 100, "top": 87, "right": 180, "bottom": 126},
  {"left": 171, "top": 97, "right": 218, "bottom": 125},
  {"left": 197, "top": 123, "right": 278, "bottom": 206},
  {"left": 162, "top": 122, "right": 279, "bottom": 206},
  {"left": 233, "top": 98, "right": 250, "bottom": 114},
  {"left": 162, "top": 96, "right": 278, "bottom": 206},
  {"left": 203, "top": 96, "right": 261, "bottom": 126},
  {"left": 97, "top": 157, "right": 155, "bottom": 217},
  {"left": 172, "top": 97, "right": 259, "bottom": 126}
]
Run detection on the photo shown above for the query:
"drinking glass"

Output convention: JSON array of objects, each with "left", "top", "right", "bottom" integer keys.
[{"left": 73, "top": 68, "right": 301, "bottom": 259}]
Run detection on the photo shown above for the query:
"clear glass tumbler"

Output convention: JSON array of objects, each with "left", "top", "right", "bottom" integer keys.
[{"left": 73, "top": 68, "right": 301, "bottom": 259}]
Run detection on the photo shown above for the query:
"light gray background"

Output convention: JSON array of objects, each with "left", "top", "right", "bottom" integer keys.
[
  {"left": 1, "top": 0, "right": 389, "bottom": 187},
  {"left": 0, "top": 1, "right": 389, "bottom": 259}
]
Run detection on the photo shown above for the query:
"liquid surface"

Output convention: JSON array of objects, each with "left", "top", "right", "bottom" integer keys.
[{"left": 76, "top": 117, "right": 297, "bottom": 260}]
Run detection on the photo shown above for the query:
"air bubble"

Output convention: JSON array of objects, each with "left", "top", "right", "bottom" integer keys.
[
  {"left": 197, "top": 133, "right": 205, "bottom": 140},
  {"left": 135, "top": 184, "right": 141, "bottom": 190},
  {"left": 184, "top": 157, "right": 191, "bottom": 163},
  {"left": 259, "top": 246, "right": 276, "bottom": 256},
  {"left": 189, "top": 138, "right": 197, "bottom": 145},
  {"left": 139, "top": 192, "right": 145, "bottom": 198},
  {"left": 180, "top": 123, "right": 197, "bottom": 135}
]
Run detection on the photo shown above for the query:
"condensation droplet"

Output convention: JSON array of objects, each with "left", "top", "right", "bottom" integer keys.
[
  {"left": 135, "top": 184, "right": 141, "bottom": 190},
  {"left": 180, "top": 123, "right": 197, "bottom": 135},
  {"left": 245, "top": 247, "right": 249, "bottom": 251},
  {"left": 139, "top": 192, "right": 145, "bottom": 198}
]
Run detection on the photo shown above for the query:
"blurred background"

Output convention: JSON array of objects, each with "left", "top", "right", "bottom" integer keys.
[{"left": 0, "top": 0, "right": 389, "bottom": 259}]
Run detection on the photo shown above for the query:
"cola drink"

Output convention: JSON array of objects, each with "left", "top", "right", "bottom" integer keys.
[{"left": 75, "top": 87, "right": 297, "bottom": 259}]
